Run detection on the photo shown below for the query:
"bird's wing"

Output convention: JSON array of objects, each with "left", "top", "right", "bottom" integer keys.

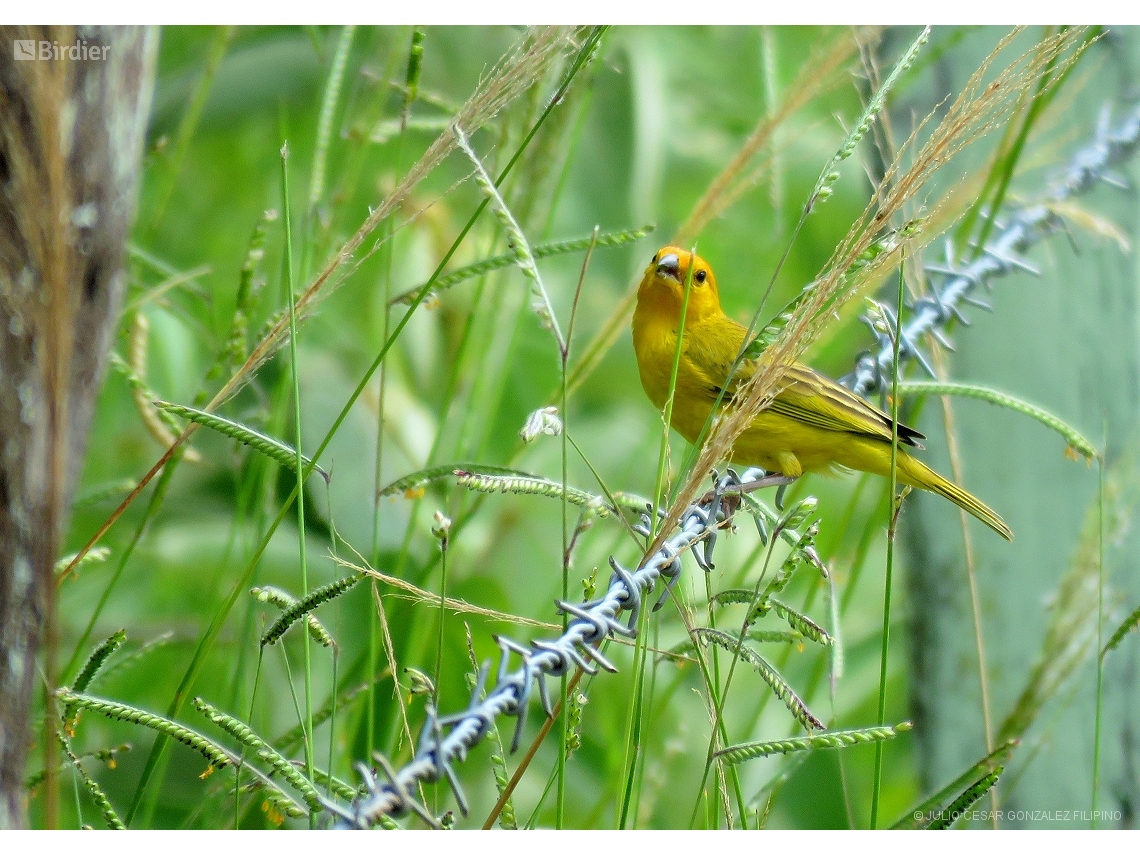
[
  {"left": 769, "top": 363, "right": 924, "bottom": 446},
  {"left": 707, "top": 344, "right": 924, "bottom": 448}
]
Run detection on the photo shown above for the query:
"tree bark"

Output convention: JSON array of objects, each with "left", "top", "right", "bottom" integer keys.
[{"left": 0, "top": 25, "right": 155, "bottom": 828}]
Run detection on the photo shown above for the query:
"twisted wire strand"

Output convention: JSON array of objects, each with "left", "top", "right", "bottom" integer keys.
[
  {"left": 845, "top": 98, "right": 1140, "bottom": 396},
  {"left": 325, "top": 473, "right": 782, "bottom": 828}
]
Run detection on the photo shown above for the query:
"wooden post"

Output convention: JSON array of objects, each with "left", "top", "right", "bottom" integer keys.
[{"left": 0, "top": 25, "right": 155, "bottom": 828}]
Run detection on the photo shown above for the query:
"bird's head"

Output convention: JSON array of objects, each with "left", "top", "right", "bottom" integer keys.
[{"left": 636, "top": 245, "right": 724, "bottom": 325}]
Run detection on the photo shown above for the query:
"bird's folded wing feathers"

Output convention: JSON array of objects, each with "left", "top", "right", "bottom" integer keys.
[{"left": 710, "top": 358, "right": 925, "bottom": 447}]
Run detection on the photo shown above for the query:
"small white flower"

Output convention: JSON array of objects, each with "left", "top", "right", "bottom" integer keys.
[
  {"left": 431, "top": 510, "right": 452, "bottom": 541},
  {"left": 520, "top": 406, "right": 562, "bottom": 443}
]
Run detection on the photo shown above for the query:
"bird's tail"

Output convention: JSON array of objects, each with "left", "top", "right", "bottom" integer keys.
[{"left": 898, "top": 454, "right": 1013, "bottom": 541}]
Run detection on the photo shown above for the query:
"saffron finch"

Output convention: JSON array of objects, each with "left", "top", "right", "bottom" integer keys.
[{"left": 631, "top": 245, "right": 1012, "bottom": 540}]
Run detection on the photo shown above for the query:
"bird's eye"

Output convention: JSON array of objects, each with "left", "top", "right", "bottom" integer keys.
[
  {"left": 651, "top": 252, "right": 658, "bottom": 264},
  {"left": 694, "top": 270, "right": 707, "bottom": 284}
]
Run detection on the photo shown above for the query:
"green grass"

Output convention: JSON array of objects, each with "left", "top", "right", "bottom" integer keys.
[{"left": 36, "top": 25, "right": 1137, "bottom": 830}]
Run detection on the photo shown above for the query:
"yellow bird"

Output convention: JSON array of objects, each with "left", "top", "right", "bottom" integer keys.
[{"left": 631, "top": 245, "right": 1012, "bottom": 540}]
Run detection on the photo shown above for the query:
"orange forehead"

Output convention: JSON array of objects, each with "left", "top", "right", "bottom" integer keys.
[{"left": 647, "top": 246, "right": 713, "bottom": 276}]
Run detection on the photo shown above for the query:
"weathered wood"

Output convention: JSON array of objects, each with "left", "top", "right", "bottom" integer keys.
[{"left": 0, "top": 25, "right": 155, "bottom": 828}]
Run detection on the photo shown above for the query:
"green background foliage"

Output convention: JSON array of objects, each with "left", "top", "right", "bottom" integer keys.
[{"left": 44, "top": 25, "right": 1139, "bottom": 829}]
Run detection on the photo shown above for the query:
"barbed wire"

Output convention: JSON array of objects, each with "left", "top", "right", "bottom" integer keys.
[
  {"left": 323, "top": 471, "right": 794, "bottom": 829},
  {"left": 324, "top": 62, "right": 1140, "bottom": 836},
  {"left": 844, "top": 98, "right": 1140, "bottom": 397}
]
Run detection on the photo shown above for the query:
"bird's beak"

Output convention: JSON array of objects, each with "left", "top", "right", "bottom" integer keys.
[{"left": 656, "top": 253, "right": 681, "bottom": 283}]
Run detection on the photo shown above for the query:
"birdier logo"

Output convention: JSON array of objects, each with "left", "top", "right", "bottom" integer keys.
[{"left": 12, "top": 39, "right": 110, "bottom": 61}]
